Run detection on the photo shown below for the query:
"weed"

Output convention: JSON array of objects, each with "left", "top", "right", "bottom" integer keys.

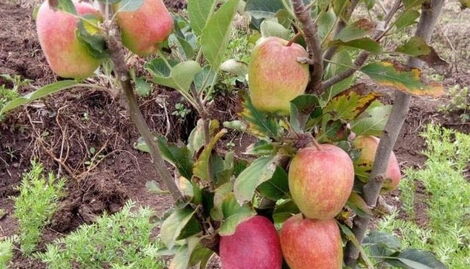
[
  {"left": 378, "top": 125, "right": 470, "bottom": 268},
  {"left": 37, "top": 201, "right": 164, "bottom": 269},
  {"left": 440, "top": 85, "right": 470, "bottom": 122},
  {"left": 172, "top": 102, "right": 192, "bottom": 119},
  {"left": 13, "top": 162, "right": 66, "bottom": 255}
]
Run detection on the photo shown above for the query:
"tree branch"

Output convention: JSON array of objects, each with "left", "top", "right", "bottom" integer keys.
[
  {"left": 104, "top": 23, "right": 184, "bottom": 203},
  {"left": 344, "top": 0, "right": 446, "bottom": 266},
  {"left": 291, "top": 0, "right": 323, "bottom": 93},
  {"left": 321, "top": 0, "right": 402, "bottom": 90}
]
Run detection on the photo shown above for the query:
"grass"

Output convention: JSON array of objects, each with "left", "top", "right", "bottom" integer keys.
[
  {"left": 378, "top": 125, "right": 470, "bottom": 268},
  {"left": 37, "top": 201, "right": 164, "bottom": 269},
  {"left": 13, "top": 161, "right": 66, "bottom": 255}
]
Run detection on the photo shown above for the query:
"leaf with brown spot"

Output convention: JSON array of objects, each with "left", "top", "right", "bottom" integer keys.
[
  {"left": 323, "top": 84, "right": 381, "bottom": 121},
  {"left": 336, "top": 18, "right": 376, "bottom": 42},
  {"left": 361, "top": 61, "right": 445, "bottom": 97},
  {"left": 395, "top": 37, "right": 448, "bottom": 70}
]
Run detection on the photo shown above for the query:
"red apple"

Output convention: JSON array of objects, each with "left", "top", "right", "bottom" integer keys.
[
  {"left": 248, "top": 37, "right": 310, "bottom": 114},
  {"left": 115, "top": 0, "right": 173, "bottom": 56},
  {"left": 289, "top": 144, "right": 354, "bottom": 220},
  {"left": 353, "top": 135, "right": 401, "bottom": 192},
  {"left": 36, "top": 1, "right": 102, "bottom": 79},
  {"left": 280, "top": 215, "right": 343, "bottom": 269},
  {"left": 220, "top": 216, "right": 282, "bottom": 269}
]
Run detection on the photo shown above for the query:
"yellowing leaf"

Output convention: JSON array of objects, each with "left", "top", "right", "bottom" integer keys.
[
  {"left": 361, "top": 61, "right": 445, "bottom": 97},
  {"left": 323, "top": 84, "right": 380, "bottom": 121}
]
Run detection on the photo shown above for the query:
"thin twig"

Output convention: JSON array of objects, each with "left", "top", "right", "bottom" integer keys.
[
  {"left": 291, "top": 0, "right": 324, "bottom": 93},
  {"left": 344, "top": 0, "right": 446, "bottom": 265}
]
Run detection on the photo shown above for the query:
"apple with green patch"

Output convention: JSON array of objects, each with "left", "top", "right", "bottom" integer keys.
[
  {"left": 280, "top": 215, "right": 343, "bottom": 269},
  {"left": 36, "top": 1, "right": 102, "bottom": 79},
  {"left": 115, "top": 0, "right": 173, "bottom": 56},
  {"left": 289, "top": 144, "right": 354, "bottom": 220},
  {"left": 248, "top": 37, "right": 310, "bottom": 114},
  {"left": 353, "top": 135, "right": 401, "bottom": 191}
]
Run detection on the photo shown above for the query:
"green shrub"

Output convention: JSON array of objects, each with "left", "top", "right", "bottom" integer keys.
[
  {"left": 13, "top": 162, "right": 65, "bottom": 255},
  {"left": 378, "top": 125, "right": 470, "bottom": 268},
  {"left": 37, "top": 202, "right": 164, "bottom": 269},
  {"left": 0, "top": 237, "right": 15, "bottom": 268}
]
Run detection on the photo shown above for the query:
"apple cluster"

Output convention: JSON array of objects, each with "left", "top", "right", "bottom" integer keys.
[
  {"left": 220, "top": 37, "right": 401, "bottom": 269},
  {"left": 36, "top": 0, "right": 173, "bottom": 79}
]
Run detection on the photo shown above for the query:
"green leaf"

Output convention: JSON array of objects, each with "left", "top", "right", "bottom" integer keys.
[
  {"left": 187, "top": 119, "right": 206, "bottom": 153},
  {"left": 244, "top": 140, "right": 275, "bottom": 156},
  {"left": 193, "top": 129, "right": 227, "bottom": 181},
  {"left": 160, "top": 208, "right": 201, "bottom": 248},
  {"left": 239, "top": 93, "right": 280, "bottom": 139},
  {"left": 346, "top": 192, "right": 372, "bottom": 217},
  {"left": 392, "top": 249, "right": 447, "bottom": 269},
  {"left": 77, "top": 15, "right": 106, "bottom": 59},
  {"left": 201, "top": 0, "right": 240, "bottom": 69},
  {"left": 0, "top": 80, "right": 77, "bottom": 116},
  {"left": 135, "top": 77, "right": 152, "bottom": 97},
  {"left": 219, "top": 206, "right": 255, "bottom": 236},
  {"left": 403, "top": 0, "right": 426, "bottom": 10},
  {"left": 273, "top": 200, "right": 299, "bottom": 226},
  {"left": 188, "top": 0, "right": 217, "bottom": 35},
  {"left": 245, "top": 0, "right": 284, "bottom": 19},
  {"left": 323, "top": 84, "right": 380, "bottom": 121},
  {"left": 394, "top": 9, "right": 420, "bottom": 30},
  {"left": 290, "top": 94, "right": 321, "bottom": 132},
  {"left": 329, "top": 38, "right": 382, "bottom": 54},
  {"left": 134, "top": 136, "right": 194, "bottom": 179},
  {"left": 336, "top": 18, "right": 375, "bottom": 42},
  {"left": 322, "top": 49, "right": 354, "bottom": 102},
  {"left": 460, "top": 0, "right": 470, "bottom": 9},
  {"left": 116, "top": 0, "right": 145, "bottom": 12},
  {"left": 170, "top": 237, "right": 202, "bottom": 269},
  {"left": 351, "top": 103, "right": 391, "bottom": 136},
  {"left": 318, "top": 9, "right": 337, "bottom": 41},
  {"left": 257, "top": 166, "right": 289, "bottom": 200},
  {"left": 361, "top": 61, "right": 445, "bottom": 97},
  {"left": 147, "top": 60, "right": 202, "bottom": 93},
  {"left": 333, "top": 0, "right": 351, "bottom": 20},
  {"left": 49, "top": 0, "right": 76, "bottom": 14},
  {"left": 234, "top": 155, "right": 279, "bottom": 203},
  {"left": 363, "top": 231, "right": 401, "bottom": 250},
  {"left": 260, "top": 20, "right": 291, "bottom": 39},
  {"left": 395, "top": 37, "right": 431, "bottom": 57},
  {"left": 220, "top": 59, "right": 248, "bottom": 77}
]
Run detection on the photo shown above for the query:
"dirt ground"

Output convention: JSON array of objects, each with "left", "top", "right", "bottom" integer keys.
[{"left": 0, "top": 0, "right": 469, "bottom": 268}]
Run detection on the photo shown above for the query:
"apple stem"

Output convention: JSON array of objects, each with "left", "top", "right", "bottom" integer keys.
[
  {"left": 287, "top": 32, "right": 302, "bottom": 46},
  {"left": 308, "top": 137, "right": 322, "bottom": 151}
]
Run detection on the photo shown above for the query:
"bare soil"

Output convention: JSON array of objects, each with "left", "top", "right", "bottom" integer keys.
[{"left": 0, "top": 1, "right": 469, "bottom": 268}]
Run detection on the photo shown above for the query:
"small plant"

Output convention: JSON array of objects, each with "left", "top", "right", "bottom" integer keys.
[
  {"left": 13, "top": 161, "right": 65, "bottom": 255},
  {"left": 37, "top": 202, "right": 164, "bottom": 269},
  {"left": 0, "top": 237, "right": 15, "bottom": 268},
  {"left": 172, "top": 102, "right": 191, "bottom": 119},
  {"left": 378, "top": 125, "right": 470, "bottom": 268},
  {"left": 439, "top": 85, "right": 470, "bottom": 122}
]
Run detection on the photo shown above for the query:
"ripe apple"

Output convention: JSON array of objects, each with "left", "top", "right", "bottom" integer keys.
[
  {"left": 115, "top": 0, "right": 173, "bottom": 56},
  {"left": 280, "top": 215, "right": 343, "bottom": 269},
  {"left": 220, "top": 216, "right": 282, "bottom": 269},
  {"left": 353, "top": 135, "right": 401, "bottom": 191},
  {"left": 36, "top": 1, "right": 102, "bottom": 79},
  {"left": 289, "top": 144, "right": 354, "bottom": 220},
  {"left": 248, "top": 37, "right": 310, "bottom": 114}
]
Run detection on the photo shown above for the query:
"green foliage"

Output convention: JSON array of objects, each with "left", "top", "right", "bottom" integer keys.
[
  {"left": 439, "top": 85, "right": 470, "bottom": 122},
  {"left": 13, "top": 162, "right": 65, "bottom": 255},
  {"left": 37, "top": 202, "right": 164, "bottom": 269},
  {"left": 0, "top": 237, "right": 15, "bottom": 268},
  {"left": 378, "top": 125, "right": 470, "bottom": 268}
]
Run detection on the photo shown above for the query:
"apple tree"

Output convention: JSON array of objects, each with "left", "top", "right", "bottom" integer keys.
[{"left": 0, "top": 0, "right": 452, "bottom": 268}]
